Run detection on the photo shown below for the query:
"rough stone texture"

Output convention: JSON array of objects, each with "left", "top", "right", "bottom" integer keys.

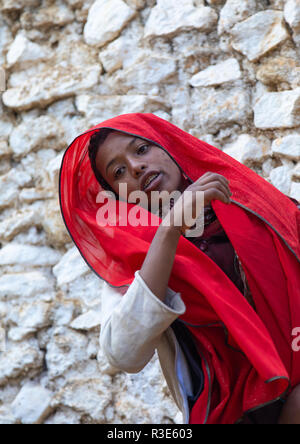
[
  {"left": 292, "top": 162, "right": 300, "bottom": 179},
  {"left": 84, "top": 0, "right": 137, "bottom": 48},
  {"left": 20, "top": 4, "right": 74, "bottom": 30},
  {"left": 106, "top": 54, "right": 177, "bottom": 94},
  {"left": 52, "top": 247, "right": 90, "bottom": 287},
  {"left": 70, "top": 310, "right": 102, "bottom": 331},
  {"left": 144, "top": 0, "right": 218, "bottom": 39},
  {"left": 256, "top": 56, "right": 300, "bottom": 90},
  {"left": 271, "top": 134, "right": 300, "bottom": 160},
  {"left": 0, "top": 341, "right": 44, "bottom": 386},
  {"left": 3, "top": 66, "right": 101, "bottom": 112},
  {"left": 0, "top": 0, "right": 299, "bottom": 425},
  {"left": 0, "top": 169, "right": 32, "bottom": 209},
  {"left": 223, "top": 134, "right": 271, "bottom": 165},
  {"left": 218, "top": 0, "right": 258, "bottom": 35},
  {"left": 0, "top": 207, "right": 41, "bottom": 242},
  {"left": 189, "top": 58, "right": 242, "bottom": 87},
  {"left": 0, "top": 244, "right": 61, "bottom": 267},
  {"left": 0, "top": 140, "right": 11, "bottom": 158},
  {"left": 1, "top": 0, "right": 40, "bottom": 12},
  {"left": 6, "top": 32, "right": 51, "bottom": 69},
  {"left": 11, "top": 382, "right": 53, "bottom": 424},
  {"left": 231, "top": 11, "right": 289, "bottom": 61},
  {"left": 194, "top": 87, "right": 252, "bottom": 133},
  {"left": 99, "top": 28, "right": 144, "bottom": 74},
  {"left": 269, "top": 164, "right": 293, "bottom": 194},
  {"left": 284, "top": 0, "right": 300, "bottom": 48},
  {"left": 254, "top": 88, "right": 300, "bottom": 129},
  {"left": 284, "top": 0, "right": 300, "bottom": 29},
  {"left": 290, "top": 181, "right": 300, "bottom": 200},
  {"left": 50, "top": 376, "right": 112, "bottom": 423},
  {"left": 76, "top": 94, "right": 167, "bottom": 125},
  {"left": 9, "top": 116, "right": 66, "bottom": 158}
]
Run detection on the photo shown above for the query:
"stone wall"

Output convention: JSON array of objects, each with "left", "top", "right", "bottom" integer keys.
[{"left": 0, "top": 0, "right": 299, "bottom": 424}]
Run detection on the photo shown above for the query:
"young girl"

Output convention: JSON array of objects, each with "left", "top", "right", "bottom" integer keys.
[{"left": 59, "top": 113, "right": 300, "bottom": 424}]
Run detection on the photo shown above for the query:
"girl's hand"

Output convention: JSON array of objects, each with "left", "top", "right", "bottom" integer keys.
[{"left": 162, "top": 172, "right": 232, "bottom": 235}]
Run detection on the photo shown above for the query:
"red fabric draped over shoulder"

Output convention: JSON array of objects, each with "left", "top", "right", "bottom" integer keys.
[{"left": 59, "top": 113, "right": 300, "bottom": 424}]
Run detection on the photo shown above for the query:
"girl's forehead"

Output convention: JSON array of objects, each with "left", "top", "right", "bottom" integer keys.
[{"left": 101, "top": 132, "right": 141, "bottom": 151}]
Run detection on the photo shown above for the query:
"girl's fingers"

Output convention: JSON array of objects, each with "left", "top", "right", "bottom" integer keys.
[
  {"left": 207, "top": 188, "right": 230, "bottom": 204},
  {"left": 197, "top": 180, "right": 231, "bottom": 199},
  {"left": 196, "top": 173, "right": 230, "bottom": 191}
]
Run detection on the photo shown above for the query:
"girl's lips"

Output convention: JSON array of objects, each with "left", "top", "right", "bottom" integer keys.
[{"left": 143, "top": 173, "right": 162, "bottom": 192}]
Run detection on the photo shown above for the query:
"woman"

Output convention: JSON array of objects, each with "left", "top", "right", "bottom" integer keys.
[{"left": 59, "top": 113, "right": 300, "bottom": 424}]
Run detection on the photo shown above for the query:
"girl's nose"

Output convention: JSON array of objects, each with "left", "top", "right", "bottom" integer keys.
[{"left": 129, "top": 161, "right": 146, "bottom": 177}]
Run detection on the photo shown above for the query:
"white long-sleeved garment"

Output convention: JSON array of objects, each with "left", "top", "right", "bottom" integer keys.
[{"left": 99, "top": 269, "right": 195, "bottom": 423}]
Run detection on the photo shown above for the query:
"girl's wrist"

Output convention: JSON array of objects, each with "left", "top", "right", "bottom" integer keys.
[{"left": 159, "top": 220, "right": 183, "bottom": 237}]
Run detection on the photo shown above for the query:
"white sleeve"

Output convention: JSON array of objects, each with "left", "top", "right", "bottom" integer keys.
[{"left": 99, "top": 270, "right": 186, "bottom": 373}]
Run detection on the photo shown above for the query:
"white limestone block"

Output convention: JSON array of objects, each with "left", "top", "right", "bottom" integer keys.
[
  {"left": 0, "top": 208, "right": 40, "bottom": 242},
  {"left": 2, "top": 65, "right": 101, "bottom": 111},
  {"left": 0, "top": 169, "right": 32, "bottom": 209},
  {"left": 0, "top": 406, "right": 16, "bottom": 424},
  {"left": 254, "top": 88, "right": 300, "bottom": 129},
  {"left": 0, "top": 244, "right": 61, "bottom": 267},
  {"left": 223, "top": 134, "right": 271, "bottom": 164},
  {"left": 45, "top": 327, "right": 89, "bottom": 379},
  {"left": 19, "top": 188, "right": 54, "bottom": 204},
  {"left": 231, "top": 11, "right": 289, "bottom": 62},
  {"left": 6, "top": 32, "right": 51, "bottom": 68},
  {"left": 284, "top": 0, "right": 300, "bottom": 29},
  {"left": 290, "top": 181, "right": 300, "bottom": 201},
  {"left": 51, "top": 377, "right": 112, "bottom": 422},
  {"left": 218, "top": 0, "right": 258, "bottom": 35},
  {"left": 8, "top": 302, "right": 51, "bottom": 331},
  {"left": 271, "top": 134, "right": 300, "bottom": 160},
  {"left": 0, "top": 342, "right": 44, "bottom": 385},
  {"left": 9, "top": 116, "right": 66, "bottom": 157},
  {"left": 84, "top": 0, "right": 136, "bottom": 48},
  {"left": 269, "top": 165, "right": 293, "bottom": 194},
  {"left": 75, "top": 94, "right": 166, "bottom": 124},
  {"left": 11, "top": 382, "right": 53, "bottom": 424},
  {"left": 144, "top": 0, "right": 218, "bottom": 39},
  {"left": 99, "top": 26, "right": 144, "bottom": 74},
  {"left": 52, "top": 247, "right": 90, "bottom": 287},
  {"left": 189, "top": 58, "right": 241, "bottom": 87},
  {"left": 107, "top": 55, "right": 177, "bottom": 94},
  {"left": 195, "top": 87, "right": 251, "bottom": 132},
  {"left": 70, "top": 310, "right": 102, "bottom": 331},
  {"left": 0, "top": 272, "right": 53, "bottom": 300}
]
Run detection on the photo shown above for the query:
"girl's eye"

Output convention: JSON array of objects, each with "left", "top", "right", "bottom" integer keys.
[
  {"left": 113, "top": 145, "right": 149, "bottom": 179},
  {"left": 114, "top": 167, "right": 124, "bottom": 179},
  {"left": 137, "top": 145, "right": 149, "bottom": 154}
]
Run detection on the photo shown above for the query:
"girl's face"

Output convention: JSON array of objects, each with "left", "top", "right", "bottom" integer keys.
[{"left": 95, "top": 131, "right": 190, "bottom": 206}]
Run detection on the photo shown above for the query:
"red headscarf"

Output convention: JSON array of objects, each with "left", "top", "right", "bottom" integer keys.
[{"left": 59, "top": 113, "right": 300, "bottom": 424}]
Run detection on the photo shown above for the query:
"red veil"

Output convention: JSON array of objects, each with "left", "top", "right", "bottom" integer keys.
[{"left": 59, "top": 113, "right": 300, "bottom": 424}]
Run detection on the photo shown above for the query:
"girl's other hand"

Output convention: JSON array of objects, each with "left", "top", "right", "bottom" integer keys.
[{"left": 163, "top": 172, "right": 232, "bottom": 235}]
